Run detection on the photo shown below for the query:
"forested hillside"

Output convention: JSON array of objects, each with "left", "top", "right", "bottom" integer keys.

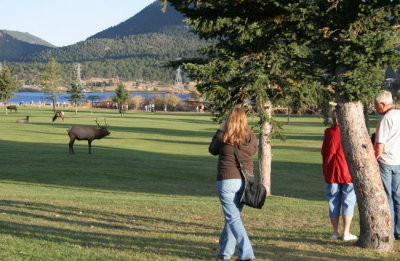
[
  {"left": 7, "top": 28, "right": 207, "bottom": 84},
  {"left": 2, "top": 30, "right": 55, "bottom": 47},
  {"left": 88, "top": 2, "right": 185, "bottom": 39},
  {"left": 21, "top": 28, "right": 202, "bottom": 63},
  {"left": 4, "top": 2, "right": 206, "bottom": 85},
  {"left": 0, "top": 30, "right": 54, "bottom": 60}
]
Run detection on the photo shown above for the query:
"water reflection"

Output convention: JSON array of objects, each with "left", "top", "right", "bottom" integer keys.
[{"left": 9, "top": 92, "right": 190, "bottom": 104}]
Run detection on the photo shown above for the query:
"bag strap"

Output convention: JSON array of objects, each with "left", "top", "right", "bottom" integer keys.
[{"left": 233, "top": 145, "right": 253, "bottom": 180}]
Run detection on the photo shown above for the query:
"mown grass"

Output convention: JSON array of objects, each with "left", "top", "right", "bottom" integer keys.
[{"left": 0, "top": 107, "right": 398, "bottom": 261}]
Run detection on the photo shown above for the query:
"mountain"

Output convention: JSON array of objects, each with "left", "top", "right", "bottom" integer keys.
[
  {"left": 87, "top": 1, "right": 185, "bottom": 40},
  {"left": 0, "top": 30, "right": 55, "bottom": 60},
  {"left": 23, "top": 28, "right": 202, "bottom": 62},
  {"left": 5, "top": 2, "right": 207, "bottom": 84},
  {"left": 11, "top": 28, "right": 207, "bottom": 84},
  {"left": 1, "top": 30, "right": 55, "bottom": 47}
]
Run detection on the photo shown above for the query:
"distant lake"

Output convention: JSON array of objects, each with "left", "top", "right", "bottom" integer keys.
[{"left": 9, "top": 92, "right": 191, "bottom": 104}]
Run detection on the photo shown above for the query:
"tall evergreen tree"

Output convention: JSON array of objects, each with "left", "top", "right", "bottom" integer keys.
[
  {"left": 167, "top": 0, "right": 322, "bottom": 197},
  {"left": 67, "top": 81, "right": 85, "bottom": 115},
  {"left": 40, "top": 58, "right": 62, "bottom": 113},
  {"left": 307, "top": 1, "right": 399, "bottom": 250},
  {"left": 168, "top": 0, "right": 400, "bottom": 250},
  {"left": 112, "top": 83, "right": 130, "bottom": 116},
  {"left": 0, "top": 65, "right": 19, "bottom": 115}
]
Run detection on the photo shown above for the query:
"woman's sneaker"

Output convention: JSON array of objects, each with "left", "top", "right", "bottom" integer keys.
[{"left": 343, "top": 234, "right": 358, "bottom": 241}]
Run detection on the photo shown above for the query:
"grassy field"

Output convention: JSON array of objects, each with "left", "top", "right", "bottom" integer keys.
[{"left": 0, "top": 107, "right": 398, "bottom": 261}]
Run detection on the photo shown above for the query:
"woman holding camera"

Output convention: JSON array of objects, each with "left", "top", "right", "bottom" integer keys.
[{"left": 209, "top": 107, "right": 257, "bottom": 261}]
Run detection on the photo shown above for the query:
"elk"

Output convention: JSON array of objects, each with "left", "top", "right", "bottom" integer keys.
[
  {"left": 7, "top": 105, "right": 17, "bottom": 112},
  {"left": 16, "top": 116, "right": 29, "bottom": 123},
  {"left": 52, "top": 111, "right": 64, "bottom": 122},
  {"left": 67, "top": 119, "right": 110, "bottom": 154}
]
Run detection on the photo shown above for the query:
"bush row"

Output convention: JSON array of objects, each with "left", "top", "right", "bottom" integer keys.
[{"left": 92, "top": 94, "right": 204, "bottom": 112}]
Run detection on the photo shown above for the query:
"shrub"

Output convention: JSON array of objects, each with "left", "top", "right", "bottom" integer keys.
[{"left": 130, "top": 96, "right": 144, "bottom": 110}]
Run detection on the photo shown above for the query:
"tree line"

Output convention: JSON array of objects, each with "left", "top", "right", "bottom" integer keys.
[
  {"left": 5, "top": 29, "right": 209, "bottom": 85},
  {"left": 1, "top": 58, "right": 194, "bottom": 116}
]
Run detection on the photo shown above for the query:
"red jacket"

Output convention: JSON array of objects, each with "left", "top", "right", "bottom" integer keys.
[{"left": 321, "top": 125, "right": 352, "bottom": 184}]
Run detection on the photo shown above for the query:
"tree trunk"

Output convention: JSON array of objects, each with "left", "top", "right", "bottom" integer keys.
[
  {"left": 52, "top": 99, "right": 56, "bottom": 113},
  {"left": 336, "top": 99, "right": 393, "bottom": 251},
  {"left": 4, "top": 104, "right": 8, "bottom": 115},
  {"left": 363, "top": 102, "right": 370, "bottom": 135},
  {"left": 286, "top": 107, "right": 291, "bottom": 125},
  {"left": 75, "top": 104, "right": 78, "bottom": 115},
  {"left": 259, "top": 101, "right": 272, "bottom": 196}
]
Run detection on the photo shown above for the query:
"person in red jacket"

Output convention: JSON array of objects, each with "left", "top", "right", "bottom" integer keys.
[{"left": 321, "top": 110, "right": 357, "bottom": 241}]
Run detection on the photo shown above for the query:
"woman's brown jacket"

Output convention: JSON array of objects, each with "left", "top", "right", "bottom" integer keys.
[{"left": 209, "top": 130, "right": 258, "bottom": 181}]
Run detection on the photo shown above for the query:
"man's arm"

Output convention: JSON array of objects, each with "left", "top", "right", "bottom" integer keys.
[{"left": 374, "top": 142, "right": 384, "bottom": 159}]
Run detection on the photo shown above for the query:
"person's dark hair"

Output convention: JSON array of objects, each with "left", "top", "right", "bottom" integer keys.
[{"left": 331, "top": 109, "right": 338, "bottom": 126}]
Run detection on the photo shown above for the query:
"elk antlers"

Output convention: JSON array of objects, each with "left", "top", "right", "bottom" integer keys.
[{"left": 95, "top": 118, "right": 108, "bottom": 128}]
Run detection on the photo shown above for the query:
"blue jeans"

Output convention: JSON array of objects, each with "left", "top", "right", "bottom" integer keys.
[
  {"left": 326, "top": 183, "right": 356, "bottom": 217},
  {"left": 379, "top": 162, "right": 400, "bottom": 239},
  {"left": 217, "top": 179, "right": 255, "bottom": 260}
]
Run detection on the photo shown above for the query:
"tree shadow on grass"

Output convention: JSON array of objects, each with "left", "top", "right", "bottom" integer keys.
[
  {"left": 140, "top": 138, "right": 209, "bottom": 146},
  {"left": 271, "top": 161, "right": 324, "bottom": 201},
  {"left": 0, "top": 139, "right": 324, "bottom": 200},
  {"left": 0, "top": 139, "right": 215, "bottom": 197},
  {"left": 280, "top": 134, "right": 323, "bottom": 142},
  {"left": 0, "top": 200, "right": 218, "bottom": 233},
  {"left": 255, "top": 244, "right": 379, "bottom": 261},
  {"left": 0, "top": 200, "right": 218, "bottom": 260},
  {"left": 129, "top": 115, "right": 213, "bottom": 125},
  {"left": 108, "top": 125, "right": 213, "bottom": 138},
  {"left": 0, "top": 200, "right": 382, "bottom": 261},
  {"left": 273, "top": 145, "right": 320, "bottom": 153},
  {"left": 247, "top": 228, "right": 383, "bottom": 260},
  {"left": 29, "top": 122, "right": 213, "bottom": 138}
]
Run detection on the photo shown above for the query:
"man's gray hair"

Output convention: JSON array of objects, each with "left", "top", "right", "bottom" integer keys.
[
  {"left": 375, "top": 90, "right": 393, "bottom": 105},
  {"left": 330, "top": 108, "right": 338, "bottom": 125}
]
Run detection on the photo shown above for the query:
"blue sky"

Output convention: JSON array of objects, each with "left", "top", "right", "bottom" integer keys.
[{"left": 0, "top": 0, "right": 157, "bottom": 47}]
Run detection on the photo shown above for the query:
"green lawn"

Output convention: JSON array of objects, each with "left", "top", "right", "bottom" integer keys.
[{"left": 0, "top": 107, "right": 398, "bottom": 261}]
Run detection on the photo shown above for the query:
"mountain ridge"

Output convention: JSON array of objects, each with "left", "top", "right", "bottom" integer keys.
[
  {"left": 0, "top": 30, "right": 55, "bottom": 47},
  {"left": 87, "top": 2, "right": 185, "bottom": 40},
  {"left": 0, "top": 30, "right": 55, "bottom": 60},
  {"left": 4, "top": 2, "right": 205, "bottom": 84}
]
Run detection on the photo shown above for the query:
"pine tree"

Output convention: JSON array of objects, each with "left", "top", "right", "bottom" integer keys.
[
  {"left": 112, "top": 83, "right": 130, "bottom": 116},
  {"left": 167, "top": 0, "right": 323, "bottom": 198},
  {"left": 67, "top": 81, "right": 85, "bottom": 115},
  {"left": 40, "top": 58, "right": 62, "bottom": 113},
  {"left": 308, "top": 1, "right": 399, "bottom": 250},
  {"left": 0, "top": 65, "right": 19, "bottom": 115},
  {"left": 168, "top": 0, "right": 400, "bottom": 250}
]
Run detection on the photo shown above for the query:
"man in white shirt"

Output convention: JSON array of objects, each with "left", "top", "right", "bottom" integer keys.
[{"left": 374, "top": 90, "right": 400, "bottom": 240}]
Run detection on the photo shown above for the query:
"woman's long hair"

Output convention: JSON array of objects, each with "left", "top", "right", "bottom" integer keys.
[{"left": 223, "top": 107, "right": 251, "bottom": 145}]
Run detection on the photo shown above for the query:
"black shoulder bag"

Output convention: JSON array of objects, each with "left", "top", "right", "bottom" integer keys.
[{"left": 233, "top": 146, "right": 267, "bottom": 209}]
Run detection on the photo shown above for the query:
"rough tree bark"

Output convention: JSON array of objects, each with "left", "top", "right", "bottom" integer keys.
[
  {"left": 259, "top": 101, "right": 272, "bottom": 196},
  {"left": 336, "top": 99, "right": 393, "bottom": 251},
  {"left": 363, "top": 103, "right": 370, "bottom": 135}
]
